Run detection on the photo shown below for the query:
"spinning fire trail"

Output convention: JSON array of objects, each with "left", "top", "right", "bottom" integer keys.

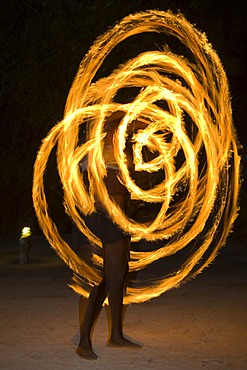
[{"left": 33, "top": 10, "right": 240, "bottom": 304}]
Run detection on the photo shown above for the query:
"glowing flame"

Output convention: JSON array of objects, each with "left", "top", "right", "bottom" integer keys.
[{"left": 32, "top": 10, "right": 240, "bottom": 304}]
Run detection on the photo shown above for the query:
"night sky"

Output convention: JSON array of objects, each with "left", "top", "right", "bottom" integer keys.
[{"left": 0, "top": 0, "right": 247, "bottom": 240}]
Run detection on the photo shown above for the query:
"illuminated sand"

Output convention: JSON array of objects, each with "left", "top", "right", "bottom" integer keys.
[
  {"left": 0, "top": 236, "right": 246, "bottom": 369},
  {"left": 33, "top": 10, "right": 240, "bottom": 303}
]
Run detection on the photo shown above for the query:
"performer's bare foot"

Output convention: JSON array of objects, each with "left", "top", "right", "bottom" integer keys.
[
  {"left": 107, "top": 336, "right": 141, "bottom": 348},
  {"left": 76, "top": 345, "right": 97, "bottom": 360}
]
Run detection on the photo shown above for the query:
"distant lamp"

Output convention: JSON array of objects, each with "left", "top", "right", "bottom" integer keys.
[
  {"left": 21, "top": 226, "right": 32, "bottom": 239},
  {"left": 19, "top": 227, "right": 32, "bottom": 264}
]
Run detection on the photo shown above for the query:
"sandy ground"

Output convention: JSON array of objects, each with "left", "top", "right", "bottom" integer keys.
[{"left": 0, "top": 235, "right": 246, "bottom": 370}]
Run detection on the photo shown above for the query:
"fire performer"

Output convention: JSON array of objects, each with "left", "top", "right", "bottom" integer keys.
[
  {"left": 76, "top": 111, "right": 142, "bottom": 360},
  {"left": 32, "top": 10, "right": 240, "bottom": 362}
]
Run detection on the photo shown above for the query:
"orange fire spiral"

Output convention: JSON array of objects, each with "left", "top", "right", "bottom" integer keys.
[{"left": 33, "top": 10, "right": 240, "bottom": 304}]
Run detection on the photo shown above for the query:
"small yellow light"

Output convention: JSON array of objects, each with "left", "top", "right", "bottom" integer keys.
[{"left": 20, "top": 227, "right": 32, "bottom": 239}]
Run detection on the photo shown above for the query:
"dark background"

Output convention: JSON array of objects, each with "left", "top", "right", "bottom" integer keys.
[{"left": 1, "top": 0, "right": 247, "bottom": 241}]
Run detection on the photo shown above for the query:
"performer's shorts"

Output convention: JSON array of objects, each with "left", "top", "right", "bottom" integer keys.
[{"left": 84, "top": 211, "right": 128, "bottom": 244}]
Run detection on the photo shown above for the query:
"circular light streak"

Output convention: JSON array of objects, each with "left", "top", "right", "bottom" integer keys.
[{"left": 33, "top": 10, "right": 240, "bottom": 304}]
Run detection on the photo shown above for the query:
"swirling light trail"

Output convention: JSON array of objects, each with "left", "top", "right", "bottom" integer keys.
[{"left": 33, "top": 10, "right": 240, "bottom": 304}]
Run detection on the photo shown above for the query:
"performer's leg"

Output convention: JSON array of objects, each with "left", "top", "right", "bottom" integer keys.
[
  {"left": 78, "top": 295, "right": 87, "bottom": 329},
  {"left": 104, "top": 239, "right": 141, "bottom": 347},
  {"left": 76, "top": 278, "right": 107, "bottom": 359}
]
